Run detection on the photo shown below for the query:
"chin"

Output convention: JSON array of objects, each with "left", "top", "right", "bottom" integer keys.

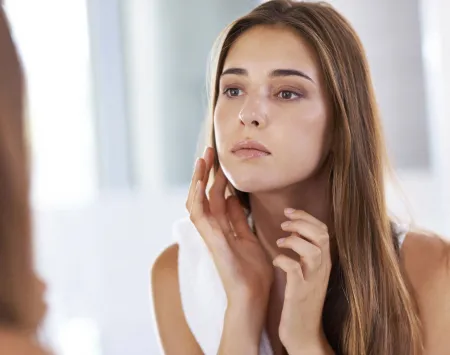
[
  {"left": 224, "top": 169, "right": 280, "bottom": 194},
  {"left": 222, "top": 165, "right": 314, "bottom": 196},
  {"left": 220, "top": 156, "right": 306, "bottom": 193}
]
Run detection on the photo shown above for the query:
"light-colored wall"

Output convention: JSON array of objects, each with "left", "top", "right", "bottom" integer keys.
[
  {"left": 327, "top": 0, "right": 430, "bottom": 169},
  {"left": 418, "top": 0, "right": 450, "bottom": 232}
]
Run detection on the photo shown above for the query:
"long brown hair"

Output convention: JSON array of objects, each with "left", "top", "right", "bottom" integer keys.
[
  {"left": 0, "top": 5, "right": 41, "bottom": 332},
  {"left": 204, "top": 1, "right": 423, "bottom": 354}
]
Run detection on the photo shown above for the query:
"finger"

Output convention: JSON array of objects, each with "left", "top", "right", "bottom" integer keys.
[
  {"left": 186, "top": 158, "right": 205, "bottom": 212},
  {"left": 208, "top": 165, "right": 227, "bottom": 203},
  {"left": 277, "top": 234, "right": 322, "bottom": 278},
  {"left": 280, "top": 219, "right": 330, "bottom": 249},
  {"left": 186, "top": 147, "right": 211, "bottom": 212},
  {"left": 284, "top": 208, "right": 328, "bottom": 231},
  {"left": 209, "top": 166, "right": 233, "bottom": 237},
  {"left": 190, "top": 180, "right": 227, "bottom": 251},
  {"left": 202, "top": 147, "right": 215, "bottom": 212},
  {"left": 190, "top": 180, "right": 203, "bottom": 218},
  {"left": 226, "top": 195, "right": 257, "bottom": 242},
  {"left": 273, "top": 255, "right": 306, "bottom": 302},
  {"left": 272, "top": 254, "right": 304, "bottom": 281},
  {"left": 202, "top": 146, "right": 214, "bottom": 185}
]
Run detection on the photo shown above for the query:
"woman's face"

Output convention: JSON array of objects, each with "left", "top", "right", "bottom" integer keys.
[{"left": 214, "top": 25, "right": 332, "bottom": 193}]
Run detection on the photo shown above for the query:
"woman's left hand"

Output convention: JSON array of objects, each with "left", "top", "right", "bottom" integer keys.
[{"left": 273, "top": 208, "right": 334, "bottom": 355}]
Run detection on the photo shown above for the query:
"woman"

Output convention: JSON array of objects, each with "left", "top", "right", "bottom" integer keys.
[
  {"left": 151, "top": 1, "right": 450, "bottom": 354},
  {"left": 0, "top": 3, "right": 48, "bottom": 355}
]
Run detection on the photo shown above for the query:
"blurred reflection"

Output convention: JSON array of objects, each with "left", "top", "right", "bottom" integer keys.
[{"left": 6, "top": 0, "right": 97, "bottom": 209}]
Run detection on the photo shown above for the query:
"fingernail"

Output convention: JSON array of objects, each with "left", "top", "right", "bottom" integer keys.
[
  {"left": 203, "top": 146, "right": 209, "bottom": 155},
  {"left": 281, "top": 221, "right": 291, "bottom": 228},
  {"left": 276, "top": 238, "right": 285, "bottom": 246},
  {"left": 284, "top": 208, "right": 295, "bottom": 214}
]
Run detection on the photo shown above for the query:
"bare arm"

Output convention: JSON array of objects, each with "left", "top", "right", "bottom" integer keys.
[
  {"left": 151, "top": 244, "right": 262, "bottom": 355},
  {"left": 150, "top": 244, "right": 203, "bottom": 355},
  {"left": 218, "top": 305, "right": 263, "bottom": 355},
  {"left": 402, "top": 232, "right": 450, "bottom": 354}
]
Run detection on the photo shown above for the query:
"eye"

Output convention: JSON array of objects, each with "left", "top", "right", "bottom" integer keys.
[
  {"left": 223, "top": 88, "right": 243, "bottom": 97},
  {"left": 277, "top": 90, "right": 301, "bottom": 100}
]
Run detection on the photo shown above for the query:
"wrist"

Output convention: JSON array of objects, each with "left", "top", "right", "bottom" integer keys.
[
  {"left": 227, "top": 291, "right": 269, "bottom": 319},
  {"left": 224, "top": 303, "right": 266, "bottom": 338},
  {"left": 219, "top": 307, "right": 262, "bottom": 355}
]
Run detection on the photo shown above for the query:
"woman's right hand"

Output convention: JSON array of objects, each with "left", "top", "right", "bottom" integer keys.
[{"left": 185, "top": 147, "right": 274, "bottom": 312}]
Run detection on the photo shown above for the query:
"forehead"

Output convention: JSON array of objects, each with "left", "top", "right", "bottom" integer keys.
[{"left": 224, "top": 25, "right": 320, "bottom": 80}]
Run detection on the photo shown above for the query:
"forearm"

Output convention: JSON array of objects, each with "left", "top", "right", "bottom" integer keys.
[{"left": 217, "top": 306, "right": 263, "bottom": 355}]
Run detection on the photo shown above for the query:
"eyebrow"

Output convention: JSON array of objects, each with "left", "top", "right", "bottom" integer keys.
[{"left": 220, "top": 67, "right": 314, "bottom": 83}]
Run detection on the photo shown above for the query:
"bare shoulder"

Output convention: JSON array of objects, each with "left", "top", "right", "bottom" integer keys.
[
  {"left": 151, "top": 243, "right": 179, "bottom": 283},
  {"left": 401, "top": 230, "right": 450, "bottom": 351},
  {"left": 150, "top": 244, "right": 202, "bottom": 355},
  {"left": 0, "top": 329, "right": 48, "bottom": 355},
  {"left": 401, "top": 230, "right": 450, "bottom": 290}
]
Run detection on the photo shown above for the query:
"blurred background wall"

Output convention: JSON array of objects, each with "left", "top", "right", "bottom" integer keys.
[{"left": 3, "top": 0, "right": 449, "bottom": 354}]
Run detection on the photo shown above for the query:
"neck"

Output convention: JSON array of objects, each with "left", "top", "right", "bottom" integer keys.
[{"left": 249, "top": 169, "right": 331, "bottom": 260}]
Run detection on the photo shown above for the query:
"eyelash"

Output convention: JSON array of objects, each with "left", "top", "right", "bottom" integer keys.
[
  {"left": 222, "top": 87, "right": 303, "bottom": 101},
  {"left": 223, "top": 87, "right": 243, "bottom": 97}
]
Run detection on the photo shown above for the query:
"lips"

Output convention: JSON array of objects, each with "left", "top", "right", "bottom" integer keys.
[{"left": 231, "top": 140, "right": 271, "bottom": 154}]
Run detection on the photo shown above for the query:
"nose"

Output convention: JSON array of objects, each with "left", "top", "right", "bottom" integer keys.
[{"left": 238, "top": 98, "right": 267, "bottom": 128}]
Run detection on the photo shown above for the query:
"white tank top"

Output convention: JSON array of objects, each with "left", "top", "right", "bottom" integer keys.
[{"left": 172, "top": 216, "right": 408, "bottom": 355}]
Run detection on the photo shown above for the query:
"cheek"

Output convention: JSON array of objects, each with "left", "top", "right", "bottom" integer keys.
[
  {"left": 213, "top": 101, "right": 239, "bottom": 148},
  {"left": 274, "top": 104, "right": 330, "bottom": 170}
]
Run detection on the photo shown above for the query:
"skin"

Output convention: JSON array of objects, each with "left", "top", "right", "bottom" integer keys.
[
  {"left": 0, "top": 4, "right": 48, "bottom": 354},
  {"left": 0, "top": 328, "right": 47, "bottom": 355},
  {"left": 151, "top": 25, "right": 450, "bottom": 355}
]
